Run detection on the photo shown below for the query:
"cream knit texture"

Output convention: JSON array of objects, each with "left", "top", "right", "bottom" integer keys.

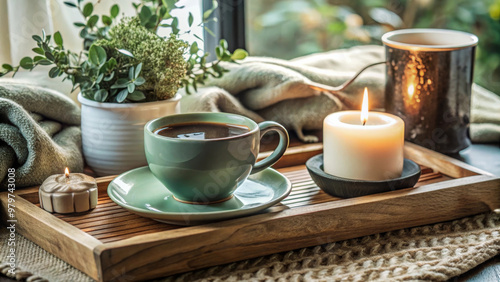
[{"left": 1, "top": 212, "right": 499, "bottom": 281}]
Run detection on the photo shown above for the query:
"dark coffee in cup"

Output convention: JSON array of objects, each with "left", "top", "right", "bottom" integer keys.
[{"left": 154, "top": 122, "right": 250, "bottom": 140}]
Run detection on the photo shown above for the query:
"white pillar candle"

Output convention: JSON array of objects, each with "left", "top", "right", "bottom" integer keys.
[{"left": 323, "top": 89, "right": 404, "bottom": 181}]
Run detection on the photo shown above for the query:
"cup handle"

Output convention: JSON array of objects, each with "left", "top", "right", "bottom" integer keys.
[{"left": 251, "top": 121, "right": 289, "bottom": 174}]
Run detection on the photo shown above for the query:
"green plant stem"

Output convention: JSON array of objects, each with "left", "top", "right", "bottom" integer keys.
[{"left": 153, "top": 1, "right": 164, "bottom": 32}]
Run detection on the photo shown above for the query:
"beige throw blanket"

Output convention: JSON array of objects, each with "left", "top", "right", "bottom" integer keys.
[{"left": 181, "top": 45, "right": 500, "bottom": 143}]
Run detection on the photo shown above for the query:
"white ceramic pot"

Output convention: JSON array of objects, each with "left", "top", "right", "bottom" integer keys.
[{"left": 78, "top": 93, "right": 181, "bottom": 176}]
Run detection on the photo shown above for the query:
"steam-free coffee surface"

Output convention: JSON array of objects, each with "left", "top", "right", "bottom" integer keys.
[{"left": 154, "top": 122, "right": 250, "bottom": 140}]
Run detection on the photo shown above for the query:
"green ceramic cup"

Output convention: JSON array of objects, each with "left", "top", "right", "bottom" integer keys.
[{"left": 144, "top": 112, "right": 289, "bottom": 204}]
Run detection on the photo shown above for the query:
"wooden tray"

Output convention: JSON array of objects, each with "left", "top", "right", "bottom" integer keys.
[{"left": 1, "top": 143, "right": 499, "bottom": 281}]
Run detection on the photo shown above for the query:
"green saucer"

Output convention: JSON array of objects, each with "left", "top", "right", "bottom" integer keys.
[{"left": 108, "top": 166, "right": 292, "bottom": 225}]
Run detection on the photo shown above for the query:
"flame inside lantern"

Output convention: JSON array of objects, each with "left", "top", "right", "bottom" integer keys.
[{"left": 408, "top": 84, "right": 415, "bottom": 100}]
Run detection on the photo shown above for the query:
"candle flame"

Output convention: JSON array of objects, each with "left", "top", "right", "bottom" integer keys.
[
  {"left": 65, "top": 167, "right": 70, "bottom": 178},
  {"left": 361, "top": 87, "right": 369, "bottom": 126},
  {"left": 408, "top": 84, "right": 415, "bottom": 99}
]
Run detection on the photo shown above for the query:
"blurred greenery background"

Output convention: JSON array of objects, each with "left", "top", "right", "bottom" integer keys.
[{"left": 246, "top": 0, "right": 500, "bottom": 95}]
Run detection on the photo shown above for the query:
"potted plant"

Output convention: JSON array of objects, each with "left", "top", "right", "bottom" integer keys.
[{"left": 0, "top": 0, "right": 247, "bottom": 176}]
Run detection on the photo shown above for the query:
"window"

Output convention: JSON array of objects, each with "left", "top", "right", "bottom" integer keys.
[{"left": 239, "top": 0, "right": 500, "bottom": 94}]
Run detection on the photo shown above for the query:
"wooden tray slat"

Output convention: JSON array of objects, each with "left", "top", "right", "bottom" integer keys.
[
  {"left": 80, "top": 218, "right": 162, "bottom": 232},
  {"left": 46, "top": 164, "right": 442, "bottom": 241}
]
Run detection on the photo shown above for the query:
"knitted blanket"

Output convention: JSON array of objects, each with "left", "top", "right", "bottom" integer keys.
[
  {"left": 181, "top": 45, "right": 500, "bottom": 143},
  {"left": 1, "top": 212, "right": 498, "bottom": 281},
  {"left": 0, "top": 79, "right": 83, "bottom": 189}
]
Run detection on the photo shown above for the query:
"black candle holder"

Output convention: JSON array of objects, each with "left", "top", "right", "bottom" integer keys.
[
  {"left": 306, "top": 154, "right": 421, "bottom": 198},
  {"left": 382, "top": 29, "right": 478, "bottom": 154}
]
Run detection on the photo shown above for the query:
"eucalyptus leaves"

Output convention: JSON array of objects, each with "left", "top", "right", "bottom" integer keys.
[
  {"left": 0, "top": 0, "right": 248, "bottom": 103},
  {"left": 84, "top": 44, "right": 147, "bottom": 103}
]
